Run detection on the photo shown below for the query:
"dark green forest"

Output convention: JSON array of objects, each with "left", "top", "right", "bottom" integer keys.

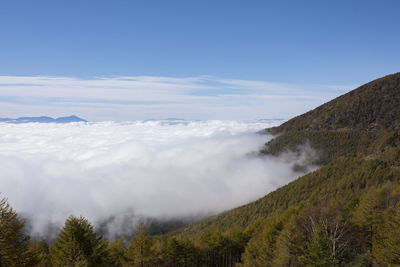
[{"left": 1, "top": 73, "right": 400, "bottom": 266}]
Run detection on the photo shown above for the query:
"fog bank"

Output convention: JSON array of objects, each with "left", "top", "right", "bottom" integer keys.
[{"left": 0, "top": 120, "right": 314, "bottom": 238}]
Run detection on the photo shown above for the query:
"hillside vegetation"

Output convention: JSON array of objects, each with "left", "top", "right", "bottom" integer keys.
[{"left": 263, "top": 72, "right": 400, "bottom": 164}]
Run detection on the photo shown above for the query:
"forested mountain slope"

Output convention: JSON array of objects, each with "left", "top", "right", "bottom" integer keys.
[
  {"left": 263, "top": 72, "right": 400, "bottom": 165},
  {"left": 171, "top": 73, "right": 400, "bottom": 266},
  {"left": 180, "top": 130, "right": 400, "bottom": 233}
]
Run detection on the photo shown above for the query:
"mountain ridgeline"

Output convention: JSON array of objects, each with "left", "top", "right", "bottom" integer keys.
[
  {"left": 0, "top": 115, "right": 87, "bottom": 123},
  {"left": 272, "top": 72, "right": 400, "bottom": 133},
  {"left": 1, "top": 73, "right": 400, "bottom": 266}
]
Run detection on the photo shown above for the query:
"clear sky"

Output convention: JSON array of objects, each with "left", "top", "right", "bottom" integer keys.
[{"left": 0, "top": 0, "right": 399, "bottom": 121}]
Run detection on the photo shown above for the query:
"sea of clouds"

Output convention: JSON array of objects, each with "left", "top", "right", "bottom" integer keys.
[{"left": 0, "top": 120, "right": 315, "bottom": 238}]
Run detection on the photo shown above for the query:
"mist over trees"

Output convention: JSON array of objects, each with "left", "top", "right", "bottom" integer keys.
[{"left": 1, "top": 184, "right": 400, "bottom": 267}]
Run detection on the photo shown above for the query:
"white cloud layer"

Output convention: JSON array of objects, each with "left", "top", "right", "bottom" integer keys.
[
  {"left": 0, "top": 75, "right": 353, "bottom": 121},
  {"left": 0, "top": 120, "right": 314, "bottom": 238}
]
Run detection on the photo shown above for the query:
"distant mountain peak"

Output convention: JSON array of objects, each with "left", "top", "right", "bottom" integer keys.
[
  {"left": 54, "top": 115, "right": 87, "bottom": 123},
  {"left": 0, "top": 115, "right": 87, "bottom": 123}
]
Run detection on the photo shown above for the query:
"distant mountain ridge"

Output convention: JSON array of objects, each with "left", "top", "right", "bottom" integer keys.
[{"left": 0, "top": 115, "right": 87, "bottom": 123}]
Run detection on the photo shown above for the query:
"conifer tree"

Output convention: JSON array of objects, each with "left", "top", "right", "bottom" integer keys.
[
  {"left": 32, "top": 240, "right": 52, "bottom": 267},
  {"left": 271, "top": 216, "right": 299, "bottom": 266},
  {"left": 353, "top": 188, "right": 384, "bottom": 257},
  {"left": 127, "top": 221, "right": 151, "bottom": 267},
  {"left": 374, "top": 188, "right": 400, "bottom": 265},
  {"left": 0, "top": 197, "right": 38, "bottom": 267},
  {"left": 240, "top": 218, "right": 285, "bottom": 267},
  {"left": 149, "top": 236, "right": 168, "bottom": 267},
  {"left": 166, "top": 236, "right": 184, "bottom": 267},
  {"left": 299, "top": 225, "right": 337, "bottom": 267},
  {"left": 50, "top": 215, "right": 109, "bottom": 266},
  {"left": 107, "top": 237, "right": 128, "bottom": 267}
]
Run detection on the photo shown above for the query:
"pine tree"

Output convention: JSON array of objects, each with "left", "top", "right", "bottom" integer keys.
[
  {"left": 299, "top": 225, "right": 337, "bottom": 267},
  {"left": 149, "top": 236, "right": 168, "bottom": 267},
  {"left": 271, "top": 216, "right": 299, "bottom": 266},
  {"left": 166, "top": 236, "right": 184, "bottom": 267},
  {"left": 32, "top": 240, "right": 52, "bottom": 267},
  {"left": 353, "top": 188, "right": 385, "bottom": 261},
  {"left": 50, "top": 215, "right": 109, "bottom": 267},
  {"left": 107, "top": 238, "right": 128, "bottom": 267},
  {"left": 374, "top": 188, "right": 400, "bottom": 265},
  {"left": 0, "top": 197, "right": 38, "bottom": 267},
  {"left": 126, "top": 221, "right": 152, "bottom": 267},
  {"left": 240, "top": 218, "right": 285, "bottom": 267}
]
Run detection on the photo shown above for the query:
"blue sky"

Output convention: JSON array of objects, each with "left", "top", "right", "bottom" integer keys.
[{"left": 0, "top": 0, "right": 399, "bottom": 120}]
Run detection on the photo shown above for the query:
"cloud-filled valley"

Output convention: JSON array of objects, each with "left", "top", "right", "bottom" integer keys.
[{"left": 0, "top": 120, "right": 316, "bottom": 238}]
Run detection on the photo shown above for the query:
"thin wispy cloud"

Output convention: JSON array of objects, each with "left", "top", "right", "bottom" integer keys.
[{"left": 0, "top": 75, "right": 354, "bottom": 121}]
